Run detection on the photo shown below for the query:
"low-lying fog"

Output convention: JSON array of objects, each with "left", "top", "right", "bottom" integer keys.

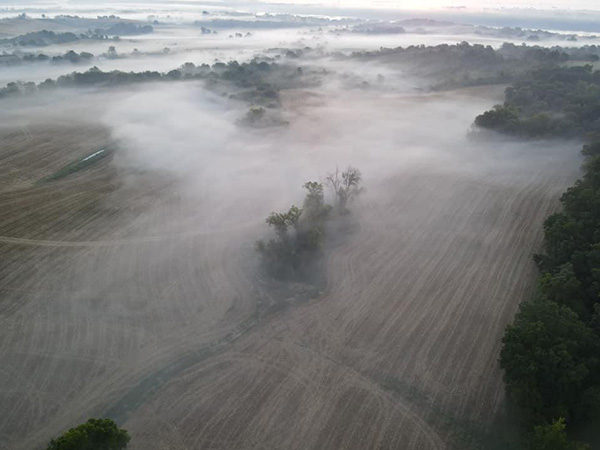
[
  {"left": 0, "top": 64, "right": 582, "bottom": 449},
  {"left": 1, "top": 5, "right": 596, "bottom": 86},
  {"left": 3, "top": 61, "right": 578, "bottom": 240},
  {"left": 0, "top": 4, "right": 587, "bottom": 450}
]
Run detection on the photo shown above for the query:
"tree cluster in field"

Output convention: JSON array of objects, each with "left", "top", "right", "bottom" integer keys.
[
  {"left": 475, "top": 65, "right": 600, "bottom": 139},
  {"left": 178, "top": 60, "right": 321, "bottom": 105},
  {"left": 46, "top": 418, "right": 129, "bottom": 450},
  {"left": 256, "top": 167, "right": 362, "bottom": 279},
  {"left": 499, "top": 143, "right": 600, "bottom": 449},
  {"left": 0, "top": 59, "right": 317, "bottom": 106}
]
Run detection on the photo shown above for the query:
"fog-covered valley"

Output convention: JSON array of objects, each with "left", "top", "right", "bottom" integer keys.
[{"left": 1, "top": 2, "right": 598, "bottom": 450}]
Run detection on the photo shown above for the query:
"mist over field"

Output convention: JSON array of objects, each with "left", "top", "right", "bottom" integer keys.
[{"left": 1, "top": 2, "right": 598, "bottom": 450}]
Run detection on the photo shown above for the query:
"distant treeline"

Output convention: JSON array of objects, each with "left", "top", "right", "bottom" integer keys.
[
  {"left": 343, "top": 22, "right": 586, "bottom": 41},
  {"left": 0, "top": 49, "right": 94, "bottom": 66},
  {"left": 500, "top": 43, "right": 600, "bottom": 62},
  {"left": 0, "top": 24, "right": 153, "bottom": 47},
  {"left": 0, "top": 59, "right": 319, "bottom": 109},
  {"left": 477, "top": 25, "right": 582, "bottom": 42},
  {"left": 193, "top": 13, "right": 353, "bottom": 30},
  {"left": 340, "top": 23, "right": 406, "bottom": 35},
  {"left": 0, "top": 30, "right": 114, "bottom": 47},
  {"left": 348, "top": 42, "right": 600, "bottom": 90},
  {"left": 102, "top": 23, "right": 153, "bottom": 36},
  {"left": 0, "top": 46, "right": 184, "bottom": 67},
  {"left": 475, "top": 65, "right": 600, "bottom": 139}
]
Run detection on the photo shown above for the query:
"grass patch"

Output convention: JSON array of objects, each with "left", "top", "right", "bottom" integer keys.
[{"left": 39, "top": 144, "right": 114, "bottom": 183}]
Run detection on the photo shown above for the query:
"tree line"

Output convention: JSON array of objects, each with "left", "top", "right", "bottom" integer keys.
[
  {"left": 0, "top": 49, "right": 94, "bottom": 66},
  {"left": 0, "top": 59, "right": 317, "bottom": 115},
  {"left": 475, "top": 65, "right": 600, "bottom": 139},
  {"left": 347, "top": 42, "right": 600, "bottom": 90},
  {"left": 499, "top": 143, "right": 600, "bottom": 449},
  {"left": 0, "top": 30, "right": 118, "bottom": 47},
  {"left": 0, "top": 24, "right": 153, "bottom": 47}
]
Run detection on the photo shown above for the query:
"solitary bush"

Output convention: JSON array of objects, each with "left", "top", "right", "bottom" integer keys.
[
  {"left": 47, "top": 418, "right": 130, "bottom": 450},
  {"left": 527, "top": 418, "right": 590, "bottom": 450}
]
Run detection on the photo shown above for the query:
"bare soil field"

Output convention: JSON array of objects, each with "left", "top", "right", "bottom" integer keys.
[{"left": 0, "top": 86, "right": 581, "bottom": 450}]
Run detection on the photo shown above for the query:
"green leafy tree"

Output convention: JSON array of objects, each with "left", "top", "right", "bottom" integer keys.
[
  {"left": 474, "top": 105, "right": 521, "bottom": 134},
  {"left": 535, "top": 213, "right": 583, "bottom": 274},
  {"left": 473, "top": 65, "right": 600, "bottom": 139},
  {"left": 301, "top": 182, "right": 330, "bottom": 222},
  {"left": 500, "top": 299, "right": 600, "bottom": 424},
  {"left": 47, "top": 418, "right": 129, "bottom": 450},
  {"left": 265, "top": 206, "right": 302, "bottom": 239},
  {"left": 582, "top": 142, "right": 600, "bottom": 158},
  {"left": 592, "top": 304, "right": 600, "bottom": 335},
  {"left": 527, "top": 418, "right": 590, "bottom": 450},
  {"left": 538, "top": 263, "right": 587, "bottom": 318},
  {"left": 256, "top": 177, "right": 353, "bottom": 278},
  {"left": 297, "top": 182, "right": 331, "bottom": 251},
  {"left": 256, "top": 183, "right": 330, "bottom": 276},
  {"left": 256, "top": 205, "right": 303, "bottom": 271}
]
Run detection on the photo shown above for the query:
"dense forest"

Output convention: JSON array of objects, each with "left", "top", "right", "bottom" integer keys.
[
  {"left": 347, "top": 42, "right": 600, "bottom": 89},
  {"left": 498, "top": 144, "right": 600, "bottom": 449},
  {"left": 475, "top": 65, "right": 600, "bottom": 139}
]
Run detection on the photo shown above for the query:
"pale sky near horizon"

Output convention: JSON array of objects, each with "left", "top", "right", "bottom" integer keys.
[{"left": 263, "top": 0, "right": 600, "bottom": 11}]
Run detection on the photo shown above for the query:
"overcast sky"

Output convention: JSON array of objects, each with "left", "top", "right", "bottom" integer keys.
[
  {"left": 264, "top": 0, "right": 600, "bottom": 10},
  {"left": 4, "top": 0, "right": 600, "bottom": 32},
  {"left": 7, "top": 0, "right": 599, "bottom": 13}
]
